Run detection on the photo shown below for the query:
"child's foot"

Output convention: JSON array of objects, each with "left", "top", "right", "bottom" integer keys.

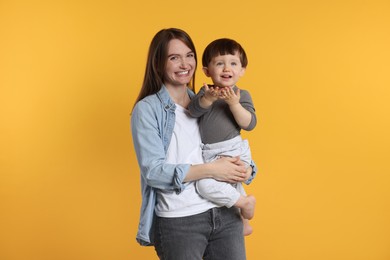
[
  {"left": 240, "top": 195, "right": 256, "bottom": 220},
  {"left": 243, "top": 218, "right": 253, "bottom": 236}
]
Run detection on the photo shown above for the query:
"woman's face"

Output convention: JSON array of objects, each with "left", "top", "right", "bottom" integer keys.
[{"left": 164, "top": 39, "right": 196, "bottom": 88}]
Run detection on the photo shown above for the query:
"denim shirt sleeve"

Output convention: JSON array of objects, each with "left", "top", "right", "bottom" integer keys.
[
  {"left": 244, "top": 159, "right": 258, "bottom": 185},
  {"left": 131, "top": 98, "right": 189, "bottom": 193}
]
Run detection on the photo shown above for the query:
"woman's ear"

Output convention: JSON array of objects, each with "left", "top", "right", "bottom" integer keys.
[{"left": 202, "top": 67, "right": 211, "bottom": 77}]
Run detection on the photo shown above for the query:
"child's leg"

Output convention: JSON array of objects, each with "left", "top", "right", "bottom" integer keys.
[
  {"left": 196, "top": 180, "right": 256, "bottom": 219},
  {"left": 196, "top": 178, "right": 240, "bottom": 208},
  {"left": 235, "top": 183, "right": 255, "bottom": 236},
  {"left": 234, "top": 194, "right": 256, "bottom": 220},
  {"left": 235, "top": 182, "right": 256, "bottom": 219},
  {"left": 196, "top": 178, "right": 256, "bottom": 236}
]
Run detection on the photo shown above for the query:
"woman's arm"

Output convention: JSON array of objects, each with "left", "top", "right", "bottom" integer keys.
[
  {"left": 132, "top": 100, "right": 189, "bottom": 192},
  {"left": 132, "top": 99, "right": 250, "bottom": 193},
  {"left": 184, "top": 156, "right": 248, "bottom": 183}
]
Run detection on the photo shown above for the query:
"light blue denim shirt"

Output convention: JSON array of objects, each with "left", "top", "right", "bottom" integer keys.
[{"left": 131, "top": 85, "right": 257, "bottom": 246}]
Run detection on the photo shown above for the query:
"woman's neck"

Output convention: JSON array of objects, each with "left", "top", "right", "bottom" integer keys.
[{"left": 166, "top": 85, "right": 190, "bottom": 108}]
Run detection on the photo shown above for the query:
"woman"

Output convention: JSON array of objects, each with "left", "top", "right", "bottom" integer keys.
[{"left": 131, "top": 28, "right": 256, "bottom": 260}]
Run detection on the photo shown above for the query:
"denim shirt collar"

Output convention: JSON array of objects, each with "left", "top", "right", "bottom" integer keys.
[
  {"left": 157, "top": 85, "right": 176, "bottom": 111},
  {"left": 157, "top": 85, "right": 196, "bottom": 110}
]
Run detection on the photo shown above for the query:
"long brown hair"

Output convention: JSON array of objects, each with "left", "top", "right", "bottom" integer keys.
[{"left": 133, "top": 28, "right": 197, "bottom": 107}]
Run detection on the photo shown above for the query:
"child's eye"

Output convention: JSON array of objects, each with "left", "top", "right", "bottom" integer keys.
[
  {"left": 169, "top": 56, "right": 178, "bottom": 61},
  {"left": 231, "top": 62, "right": 237, "bottom": 66},
  {"left": 187, "top": 53, "right": 194, "bottom": 58},
  {"left": 216, "top": 62, "right": 223, "bottom": 66}
]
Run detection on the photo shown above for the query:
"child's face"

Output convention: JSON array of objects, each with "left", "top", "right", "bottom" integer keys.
[{"left": 203, "top": 52, "right": 245, "bottom": 88}]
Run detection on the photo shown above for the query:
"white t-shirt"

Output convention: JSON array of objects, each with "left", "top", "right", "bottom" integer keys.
[{"left": 155, "top": 104, "right": 216, "bottom": 217}]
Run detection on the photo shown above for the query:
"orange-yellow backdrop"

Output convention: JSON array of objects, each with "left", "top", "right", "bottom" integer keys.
[{"left": 1, "top": 0, "right": 389, "bottom": 259}]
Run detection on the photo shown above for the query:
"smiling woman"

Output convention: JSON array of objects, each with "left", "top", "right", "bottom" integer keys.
[
  {"left": 131, "top": 28, "right": 255, "bottom": 260},
  {"left": 2, "top": 1, "right": 389, "bottom": 259}
]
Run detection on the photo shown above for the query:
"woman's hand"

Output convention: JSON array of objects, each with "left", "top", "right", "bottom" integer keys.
[
  {"left": 184, "top": 156, "right": 249, "bottom": 183},
  {"left": 211, "top": 156, "right": 247, "bottom": 183}
]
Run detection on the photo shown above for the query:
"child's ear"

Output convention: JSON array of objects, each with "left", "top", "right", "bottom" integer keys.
[
  {"left": 239, "top": 67, "right": 246, "bottom": 77},
  {"left": 202, "top": 67, "right": 211, "bottom": 77}
]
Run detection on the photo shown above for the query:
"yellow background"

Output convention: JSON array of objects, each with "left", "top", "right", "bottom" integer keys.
[{"left": 1, "top": 0, "right": 389, "bottom": 259}]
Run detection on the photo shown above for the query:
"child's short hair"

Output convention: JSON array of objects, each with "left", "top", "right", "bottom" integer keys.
[{"left": 202, "top": 38, "right": 248, "bottom": 68}]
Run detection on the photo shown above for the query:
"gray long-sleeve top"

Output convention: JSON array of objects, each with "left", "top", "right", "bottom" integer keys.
[{"left": 188, "top": 86, "right": 257, "bottom": 144}]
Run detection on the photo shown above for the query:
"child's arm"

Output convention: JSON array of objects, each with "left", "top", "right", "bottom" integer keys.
[
  {"left": 188, "top": 84, "right": 213, "bottom": 118},
  {"left": 198, "top": 83, "right": 219, "bottom": 108},
  {"left": 220, "top": 87, "right": 252, "bottom": 129}
]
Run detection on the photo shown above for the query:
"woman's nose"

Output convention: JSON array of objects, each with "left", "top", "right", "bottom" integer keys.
[{"left": 180, "top": 58, "right": 188, "bottom": 67}]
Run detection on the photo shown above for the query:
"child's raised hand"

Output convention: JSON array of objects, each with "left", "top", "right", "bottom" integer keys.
[
  {"left": 202, "top": 83, "right": 219, "bottom": 103},
  {"left": 220, "top": 86, "right": 240, "bottom": 105}
]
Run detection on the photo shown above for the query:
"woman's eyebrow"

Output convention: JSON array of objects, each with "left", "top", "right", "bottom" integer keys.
[{"left": 168, "top": 51, "right": 194, "bottom": 57}]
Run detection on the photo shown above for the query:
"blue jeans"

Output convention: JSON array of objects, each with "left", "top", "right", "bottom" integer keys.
[{"left": 154, "top": 207, "right": 246, "bottom": 260}]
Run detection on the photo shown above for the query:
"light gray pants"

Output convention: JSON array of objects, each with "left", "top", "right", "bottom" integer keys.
[{"left": 196, "top": 135, "right": 251, "bottom": 208}]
